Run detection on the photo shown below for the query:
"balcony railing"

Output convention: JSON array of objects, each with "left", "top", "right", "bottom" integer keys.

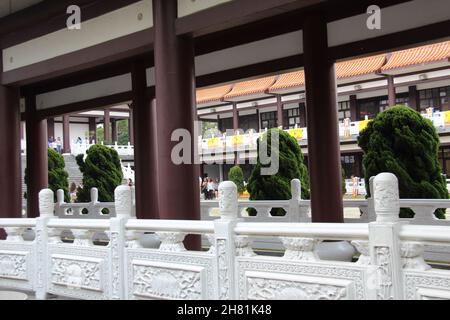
[{"left": 2, "top": 173, "right": 450, "bottom": 300}]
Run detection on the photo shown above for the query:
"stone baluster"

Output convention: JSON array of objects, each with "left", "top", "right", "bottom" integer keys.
[
  {"left": 400, "top": 242, "right": 431, "bottom": 271},
  {"left": 72, "top": 229, "right": 94, "bottom": 246},
  {"left": 4, "top": 227, "right": 25, "bottom": 242},
  {"left": 90, "top": 188, "right": 99, "bottom": 204},
  {"left": 368, "top": 173, "right": 404, "bottom": 300},
  {"left": 125, "top": 230, "right": 143, "bottom": 248},
  {"left": 235, "top": 236, "right": 255, "bottom": 257},
  {"left": 367, "top": 176, "right": 376, "bottom": 221},
  {"left": 108, "top": 184, "right": 133, "bottom": 299},
  {"left": 289, "top": 178, "right": 303, "bottom": 222},
  {"left": 214, "top": 181, "right": 239, "bottom": 300},
  {"left": 280, "top": 237, "right": 319, "bottom": 261},
  {"left": 156, "top": 232, "right": 187, "bottom": 252},
  {"left": 55, "top": 189, "right": 65, "bottom": 217},
  {"left": 35, "top": 189, "right": 55, "bottom": 300},
  {"left": 351, "top": 240, "right": 370, "bottom": 265}
]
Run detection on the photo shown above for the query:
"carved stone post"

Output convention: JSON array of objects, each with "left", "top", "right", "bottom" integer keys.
[
  {"left": 35, "top": 189, "right": 54, "bottom": 299},
  {"left": 286, "top": 179, "right": 299, "bottom": 222},
  {"left": 214, "top": 181, "right": 239, "bottom": 300},
  {"left": 55, "top": 189, "right": 65, "bottom": 217},
  {"left": 368, "top": 173, "right": 404, "bottom": 300},
  {"left": 109, "top": 185, "right": 133, "bottom": 299}
]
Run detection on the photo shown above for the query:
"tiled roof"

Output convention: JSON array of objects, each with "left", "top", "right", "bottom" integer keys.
[
  {"left": 195, "top": 41, "right": 450, "bottom": 105},
  {"left": 381, "top": 41, "right": 450, "bottom": 71},
  {"left": 196, "top": 84, "right": 232, "bottom": 104},
  {"left": 336, "top": 54, "right": 386, "bottom": 78},
  {"left": 223, "top": 76, "right": 276, "bottom": 100},
  {"left": 269, "top": 70, "right": 305, "bottom": 92}
]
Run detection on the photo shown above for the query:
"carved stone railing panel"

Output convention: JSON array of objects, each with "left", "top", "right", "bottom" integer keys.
[{"left": 2, "top": 175, "right": 450, "bottom": 300}]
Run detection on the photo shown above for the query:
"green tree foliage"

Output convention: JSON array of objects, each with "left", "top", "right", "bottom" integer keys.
[
  {"left": 117, "top": 120, "right": 129, "bottom": 145},
  {"left": 24, "top": 149, "right": 70, "bottom": 202},
  {"left": 341, "top": 166, "right": 347, "bottom": 195},
  {"left": 228, "top": 165, "right": 246, "bottom": 194},
  {"left": 48, "top": 149, "right": 70, "bottom": 202},
  {"left": 247, "top": 128, "right": 310, "bottom": 216},
  {"left": 358, "top": 105, "right": 448, "bottom": 218},
  {"left": 96, "top": 126, "right": 104, "bottom": 144},
  {"left": 75, "top": 144, "right": 123, "bottom": 202},
  {"left": 202, "top": 121, "right": 219, "bottom": 137}
]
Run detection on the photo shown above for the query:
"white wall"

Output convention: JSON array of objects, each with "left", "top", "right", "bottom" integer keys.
[{"left": 54, "top": 123, "right": 90, "bottom": 148}]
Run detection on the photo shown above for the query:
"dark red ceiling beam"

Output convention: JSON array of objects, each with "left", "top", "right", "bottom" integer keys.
[{"left": 0, "top": 0, "right": 142, "bottom": 48}]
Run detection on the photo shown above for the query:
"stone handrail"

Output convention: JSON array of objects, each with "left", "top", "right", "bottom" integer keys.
[
  {"left": 1, "top": 174, "right": 450, "bottom": 299},
  {"left": 55, "top": 187, "right": 116, "bottom": 219}
]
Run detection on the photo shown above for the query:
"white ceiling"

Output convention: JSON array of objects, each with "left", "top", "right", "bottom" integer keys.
[{"left": 0, "top": 0, "right": 42, "bottom": 18}]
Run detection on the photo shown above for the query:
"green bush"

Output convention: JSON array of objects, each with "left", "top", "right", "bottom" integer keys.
[
  {"left": 24, "top": 149, "right": 70, "bottom": 202},
  {"left": 341, "top": 166, "right": 347, "bottom": 195},
  {"left": 76, "top": 144, "right": 123, "bottom": 202},
  {"left": 247, "top": 128, "right": 310, "bottom": 216},
  {"left": 358, "top": 105, "right": 448, "bottom": 218},
  {"left": 228, "top": 165, "right": 246, "bottom": 194}
]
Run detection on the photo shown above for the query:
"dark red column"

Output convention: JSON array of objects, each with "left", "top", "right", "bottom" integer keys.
[
  {"left": 88, "top": 117, "right": 97, "bottom": 143},
  {"left": 25, "top": 95, "right": 48, "bottom": 218},
  {"left": 299, "top": 103, "right": 307, "bottom": 127},
  {"left": 47, "top": 118, "right": 55, "bottom": 141},
  {"left": 232, "top": 102, "right": 239, "bottom": 132},
  {"left": 0, "top": 86, "right": 22, "bottom": 222},
  {"left": 276, "top": 95, "right": 284, "bottom": 128},
  {"left": 408, "top": 85, "right": 419, "bottom": 111},
  {"left": 303, "top": 13, "right": 343, "bottom": 222},
  {"left": 131, "top": 61, "right": 159, "bottom": 219},
  {"left": 349, "top": 95, "right": 358, "bottom": 121},
  {"left": 387, "top": 75, "right": 396, "bottom": 106},
  {"left": 111, "top": 119, "right": 118, "bottom": 143},
  {"left": 103, "top": 109, "right": 110, "bottom": 144},
  {"left": 232, "top": 102, "right": 240, "bottom": 165},
  {"left": 62, "top": 115, "right": 70, "bottom": 153},
  {"left": 153, "top": 0, "right": 200, "bottom": 246},
  {"left": 128, "top": 111, "right": 134, "bottom": 145}
]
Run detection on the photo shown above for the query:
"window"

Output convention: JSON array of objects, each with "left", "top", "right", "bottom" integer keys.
[
  {"left": 260, "top": 111, "right": 277, "bottom": 129},
  {"left": 438, "top": 147, "right": 450, "bottom": 177},
  {"left": 239, "top": 113, "right": 259, "bottom": 132},
  {"left": 419, "top": 86, "right": 450, "bottom": 111},
  {"left": 341, "top": 153, "right": 362, "bottom": 178},
  {"left": 358, "top": 98, "right": 382, "bottom": 120},
  {"left": 283, "top": 105, "right": 301, "bottom": 129},
  {"left": 338, "top": 101, "right": 351, "bottom": 122},
  {"left": 218, "top": 117, "right": 233, "bottom": 132}
]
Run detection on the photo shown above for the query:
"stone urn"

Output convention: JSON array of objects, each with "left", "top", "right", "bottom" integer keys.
[
  {"left": 316, "top": 241, "right": 356, "bottom": 262},
  {"left": 139, "top": 232, "right": 161, "bottom": 248}
]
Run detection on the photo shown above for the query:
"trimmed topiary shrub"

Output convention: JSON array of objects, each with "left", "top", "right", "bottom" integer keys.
[
  {"left": 247, "top": 128, "right": 310, "bottom": 216},
  {"left": 358, "top": 105, "right": 448, "bottom": 218},
  {"left": 48, "top": 149, "right": 70, "bottom": 202},
  {"left": 76, "top": 144, "right": 123, "bottom": 202},
  {"left": 341, "top": 166, "right": 347, "bottom": 195},
  {"left": 228, "top": 165, "right": 246, "bottom": 194},
  {"left": 24, "top": 149, "right": 70, "bottom": 202}
]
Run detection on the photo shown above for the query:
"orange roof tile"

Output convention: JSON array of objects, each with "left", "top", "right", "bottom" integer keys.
[
  {"left": 196, "top": 84, "right": 232, "bottom": 104},
  {"left": 269, "top": 70, "right": 305, "bottom": 92},
  {"left": 381, "top": 41, "right": 450, "bottom": 71},
  {"left": 223, "top": 76, "right": 276, "bottom": 99},
  {"left": 336, "top": 54, "right": 386, "bottom": 78}
]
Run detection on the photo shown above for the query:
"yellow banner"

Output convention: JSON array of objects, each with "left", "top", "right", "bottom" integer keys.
[
  {"left": 445, "top": 111, "right": 450, "bottom": 124},
  {"left": 207, "top": 137, "right": 219, "bottom": 148},
  {"left": 358, "top": 120, "right": 369, "bottom": 132},
  {"left": 288, "top": 128, "right": 303, "bottom": 140},
  {"left": 231, "top": 135, "right": 244, "bottom": 146}
]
